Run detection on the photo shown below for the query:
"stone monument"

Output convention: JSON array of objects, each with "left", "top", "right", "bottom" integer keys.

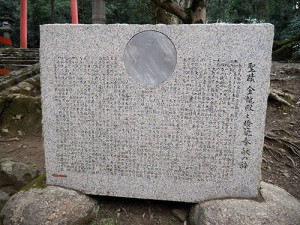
[{"left": 40, "top": 24, "right": 274, "bottom": 202}]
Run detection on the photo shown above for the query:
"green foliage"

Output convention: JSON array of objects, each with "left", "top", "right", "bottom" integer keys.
[
  {"left": 0, "top": 0, "right": 20, "bottom": 47},
  {"left": 1, "top": 0, "right": 153, "bottom": 47},
  {"left": 28, "top": 0, "right": 51, "bottom": 47},
  {"left": 281, "top": 16, "right": 300, "bottom": 40},
  {"left": 106, "top": 0, "right": 153, "bottom": 24},
  {"left": 224, "top": 0, "right": 253, "bottom": 23},
  {"left": 207, "top": 0, "right": 226, "bottom": 23},
  {"left": 1, "top": 0, "right": 299, "bottom": 48},
  {"left": 279, "top": 16, "right": 300, "bottom": 60},
  {"left": 272, "top": 34, "right": 300, "bottom": 61},
  {"left": 78, "top": 0, "right": 93, "bottom": 24},
  {"left": 90, "top": 205, "right": 116, "bottom": 225},
  {"left": 207, "top": 0, "right": 253, "bottom": 23},
  {"left": 207, "top": 0, "right": 299, "bottom": 41},
  {"left": 0, "top": 0, "right": 92, "bottom": 47},
  {"left": 19, "top": 173, "right": 47, "bottom": 192},
  {"left": 267, "top": 0, "right": 299, "bottom": 39},
  {"left": 90, "top": 218, "right": 116, "bottom": 225},
  {"left": 292, "top": 43, "right": 300, "bottom": 60}
]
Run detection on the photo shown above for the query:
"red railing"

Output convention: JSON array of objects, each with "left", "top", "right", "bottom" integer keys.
[
  {"left": 0, "top": 36, "right": 13, "bottom": 75},
  {"left": 0, "top": 36, "right": 12, "bottom": 46}
]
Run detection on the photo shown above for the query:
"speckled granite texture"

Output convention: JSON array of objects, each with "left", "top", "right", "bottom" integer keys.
[{"left": 40, "top": 24, "right": 274, "bottom": 202}]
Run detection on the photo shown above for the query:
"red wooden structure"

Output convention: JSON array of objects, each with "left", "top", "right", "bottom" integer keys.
[
  {"left": 20, "top": 0, "right": 27, "bottom": 48},
  {"left": 0, "top": 0, "right": 78, "bottom": 75},
  {"left": 0, "top": 36, "right": 12, "bottom": 46},
  {"left": 19, "top": 0, "right": 78, "bottom": 49},
  {"left": 0, "top": 69, "right": 12, "bottom": 76},
  {"left": 70, "top": 0, "right": 79, "bottom": 24}
]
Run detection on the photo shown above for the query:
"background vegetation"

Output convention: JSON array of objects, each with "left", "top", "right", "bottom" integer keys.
[{"left": 0, "top": 0, "right": 299, "bottom": 59}]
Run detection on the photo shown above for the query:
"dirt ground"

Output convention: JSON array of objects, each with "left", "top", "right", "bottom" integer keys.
[
  {"left": 263, "top": 62, "right": 300, "bottom": 200},
  {"left": 0, "top": 62, "right": 299, "bottom": 225}
]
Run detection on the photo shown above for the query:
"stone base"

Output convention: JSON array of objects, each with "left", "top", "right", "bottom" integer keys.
[{"left": 189, "top": 182, "right": 300, "bottom": 225}]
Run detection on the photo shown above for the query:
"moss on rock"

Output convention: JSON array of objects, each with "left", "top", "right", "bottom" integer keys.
[
  {"left": 273, "top": 35, "right": 300, "bottom": 61},
  {"left": 0, "top": 94, "right": 42, "bottom": 134},
  {"left": 0, "top": 96, "right": 8, "bottom": 115},
  {"left": 19, "top": 173, "right": 46, "bottom": 192}
]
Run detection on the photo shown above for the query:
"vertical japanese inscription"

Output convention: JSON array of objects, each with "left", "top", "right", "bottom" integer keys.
[
  {"left": 41, "top": 24, "right": 274, "bottom": 203},
  {"left": 53, "top": 55, "right": 118, "bottom": 173},
  {"left": 49, "top": 51, "right": 256, "bottom": 186},
  {"left": 52, "top": 56, "right": 245, "bottom": 183},
  {"left": 183, "top": 58, "right": 242, "bottom": 180},
  {"left": 240, "top": 63, "right": 256, "bottom": 169}
]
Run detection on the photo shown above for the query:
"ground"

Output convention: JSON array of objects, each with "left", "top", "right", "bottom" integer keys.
[
  {"left": 0, "top": 62, "right": 299, "bottom": 225},
  {"left": 263, "top": 62, "right": 300, "bottom": 200}
]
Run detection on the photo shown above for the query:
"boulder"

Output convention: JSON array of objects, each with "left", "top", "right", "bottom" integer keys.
[
  {"left": 0, "top": 186, "right": 98, "bottom": 225},
  {"left": 0, "top": 159, "right": 38, "bottom": 189},
  {"left": 172, "top": 208, "right": 188, "bottom": 222},
  {"left": 272, "top": 34, "right": 300, "bottom": 61},
  {"left": 189, "top": 182, "right": 300, "bottom": 225},
  {"left": 0, "top": 191, "right": 10, "bottom": 212},
  {"left": 0, "top": 94, "right": 42, "bottom": 135}
]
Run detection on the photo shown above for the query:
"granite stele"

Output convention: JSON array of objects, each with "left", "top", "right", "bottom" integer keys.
[{"left": 40, "top": 24, "right": 274, "bottom": 203}]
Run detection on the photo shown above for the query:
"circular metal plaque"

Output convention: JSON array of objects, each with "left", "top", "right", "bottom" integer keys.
[{"left": 124, "top": 31, "right": 177, "bottom": 86}]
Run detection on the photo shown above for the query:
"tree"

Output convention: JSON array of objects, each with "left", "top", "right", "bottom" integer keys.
[
  {"left": 267, "top": 0, "right": 299, "bottom": 39},
  {"left": 151, "top": 0, "right": 208, "bottom": 23},
  {"left": 106, "top": 0, "right": 153, "bottom": 24},
  {"left": 78, "top": 0, "right": 92, "bottom": 24},
  {"left": 1, "top": 0, "right": 299, "bottom": 48},
  {"left": 224, "top": 0, "right": 253, "bottom": 23},
  {"left": 0, "top": 0, "right": 20, "bottom": 47}
]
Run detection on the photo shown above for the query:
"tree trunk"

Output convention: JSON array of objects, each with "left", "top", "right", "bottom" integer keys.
[
  {"left": 92, "top": 0, "right": 106, "bottom": 24},
  {"left": 264, "top": 0, "right": 269, "bottom": 11},
  {"left": 151, "top": 0, "right": 207, "bottom": 24},
  {"left": 191, "top": 4, "right": 206, "bottom": 23},
  {"left": 155, "top": 7, "right": 170, "bottom": 24}
]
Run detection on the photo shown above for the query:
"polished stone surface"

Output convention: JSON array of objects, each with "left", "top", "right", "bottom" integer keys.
[
  {"left": 124, "top": 30, "right": 177, "bottom": 86},
  {"left": 40, "top": 24, "right": 274, "bottom": 202}
]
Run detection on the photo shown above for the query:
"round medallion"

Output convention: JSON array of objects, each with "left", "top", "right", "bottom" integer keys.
[{"left": 124, "top": 31, "right": 177, "bottom": 86}]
